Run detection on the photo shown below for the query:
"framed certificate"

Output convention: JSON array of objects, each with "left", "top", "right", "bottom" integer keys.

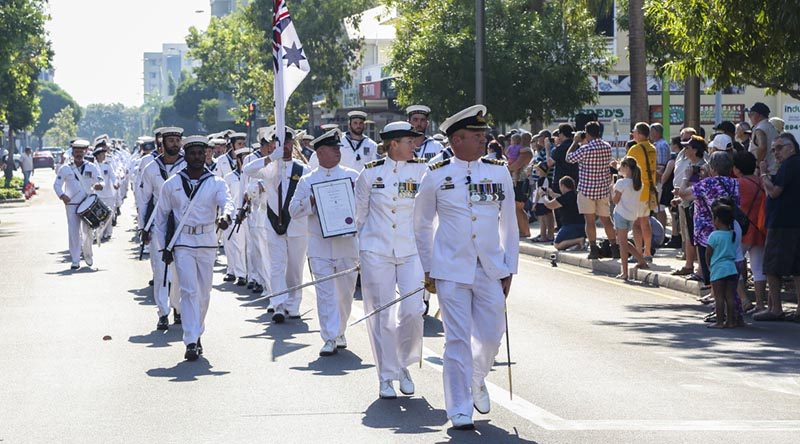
[{"left": 311, "top": 178, "right": 357, "bottom": 238}]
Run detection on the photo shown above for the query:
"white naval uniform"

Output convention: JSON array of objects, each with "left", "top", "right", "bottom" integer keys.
[
  {"left": 53, "top": 161, "right": 104, "bottom": 266},
  {"left": 96, "top": 160, "right": 118, "bottom": 238},
  {"left": 413, "top": 156, "right": 519, "bottom": 419},
  {"left": 214, "top": 151, "right": 237, "bottom": 179},
  {"left": 223, "top": 169, "right": 249, "bottom": 279},
  {"left": 415, "top": 137, "right": 445, "bottom": 162},
  {"left": 241, "top": 150, "right": 270, "bottom": 289},
  {"left": 155, "top": 170, "right": 234, "bottom": 345},
  {"left": 243, "top": 156, "right": 311, "bottom": 315},
  {"left": 355, "top": 157, "right": 427, "bottom": 383},
  {"left": 289, "top": 164, "right": 359, "bottom": 341},
  {"left": 308, "top": 133, "right": 378, "bottom": 172},
  {"left": 138, "top": 155, "right": 186, "bottom": 318}
]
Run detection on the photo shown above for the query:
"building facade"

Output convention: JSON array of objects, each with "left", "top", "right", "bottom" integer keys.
[{"left": 143, "top": 44, "right": 195, "bottom": 102}]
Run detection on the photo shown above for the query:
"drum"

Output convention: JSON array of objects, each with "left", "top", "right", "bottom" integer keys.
[{"left": 77, "top": 194, "right": 111, "bottom": 229}]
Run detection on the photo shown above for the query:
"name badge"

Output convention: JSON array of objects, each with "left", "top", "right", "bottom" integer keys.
[
  {"left": 363, "top": 146, "right": 371, "bottom": 155},
  {"left": 84, "top": 172, "right": 93, "bottom": 178},
  {"left": 372, "top": 177, "right": 385, "bottom": 189},
  {"left": 440, "top": 176, "right": 454, "bottom": 190}
]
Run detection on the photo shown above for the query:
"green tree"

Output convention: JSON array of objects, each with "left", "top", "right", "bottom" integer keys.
[
  {"left": 389, "top": 0, "right": 613, "bottom": 125},
  {"left": 43, "top": 105, "right": 78, "bottom": 147},
  {"left": 78, "top": 103, "right": 145, "bottom": 142},
  {"left": 34, "top": 82, "right": 81, "bottom": 148},
  {"left": 0, "top": 0, "right": 52, "bottom": 176}
]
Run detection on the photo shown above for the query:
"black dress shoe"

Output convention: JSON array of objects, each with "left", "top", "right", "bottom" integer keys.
[
  {"left": 149, "top": 279, "right": 154, "bottom": 286},
  {"left": 272, "top": 311, "right": 286, "bottom": 323},
  {"left": 173, "top": 309, "right": 182, "bottom": 325},
  {"left": 247, "top": 280, "right": 255, "bottom": 289},
  {"left": 197, "top": 337, "right": 203, "bottom": 355},
  {"left": 423, "top": 300, "right": 430, "bottom": 317},
  {"left": 70, "top": 265, "right": 80, "bottom": 270},
  {"left": 157, "top": 315, "right": 169, "bottom": 331},
  {"left": 235, "top": 277, "right": 247, "bottom": 286},
  {"left": 184, "top": 343, "right": 199, "bottom": 361},
  {"left": 223, "top": 274, "right": 236, "bottom": 282},
  {"left": 252, "top": 284, "right": 263, "bottom": 293},
  {"left": 267, "top": 306, "right": 275, "bottom": 313}
]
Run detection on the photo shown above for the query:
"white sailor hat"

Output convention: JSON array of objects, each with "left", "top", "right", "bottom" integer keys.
[
  {"left": 139, "top": 136, "right": 156, "bottom": 151},
  {"left": 257, "top": 125, "right": 275, "bottom": 143},
  {"left": 233, "top": 146, "right": 252, "bottom": 156},
  {"left": 92, "top": 145, "right": 108, "bottom": 155},
  {"left": 228, "top": 132, "right": 247, "bottom": 141},
  {"left": 251, "top": 142, "right": 261, "bottom": 149},
  {"left": 310, "top": 128, "right": 342, "bottom": 150},
  {"left": 160, "top": 127, "right": 184, "bottom": 138},
  {"left": 154, "top": 127, "right": 166, "bottom": 136},
  {"left": 320, "top": 123, "right": 339, "bottom": 131},
  {"left": 209, "top": 137, "right": 226, "bottom": 145},
  {"left": 439, "top": 104, "right": 489, "bottom": 137},
  {"left": 272, "top": 126, "right": 296, "bottom": 141},
  {"left": 181, "top": 135, "right": 208, "bottom": 150},
  {"left": 71, "top": 139, "right": 91, "bottom": 149},
  {"left": 406, "top": 105, "right": 431, "bottom": 117},
  {"left": 222, "top": 129, "right": 235, "bottom": 138},
  {"left": 432, "top": 133, "right": 447, "bottom": 142},
  {"left": 302, "top": 133, "right": 314, "bottom": 141},
  {"left": 379, "top": 121, "right": 422, "bottom": 141},
  {"left": 347, "top": 110, "right": 368, "bottom": 120},
  {"left": 93, "top": 137, "right": 108, "bottom": 148}
]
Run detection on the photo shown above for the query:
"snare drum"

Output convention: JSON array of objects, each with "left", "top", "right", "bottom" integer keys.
[{"left": 77, "top": 194, "right": 111, "bottom": 228}]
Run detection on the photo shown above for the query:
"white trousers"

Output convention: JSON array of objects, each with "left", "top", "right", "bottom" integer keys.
[
  {"left": 175, "top": 247, "right": 216, "bottom": 345},
  {"left": 99, "top": 197, "right": 115, "bottom": 238},
  {"left": 360, "top": 251, "right": 424, "bottom": 382},
  {"left": 247, "top": 219, "right": 270, "bottom": 286},
  {"left": 308, "top": 257, "right": 357, "bottom": 341},
  {"left": 436, "top": 262, "right": 506, "bottom": 418},
  {"left": 150, "top": 230, "right": 180, "bottom": 317},
  {"left": 267, "top": 229, "right": 308, "bottom": 314},
  {"left": 65, "top": 204, "right": 93, "bottom": 265},
  {"left": 223, "top": 222, "right": 248, "bottom": 278}
]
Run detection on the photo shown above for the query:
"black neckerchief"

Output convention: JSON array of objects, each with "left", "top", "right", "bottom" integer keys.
[
  {"left": 155, "top": 154, "right": 184, "bottom": 180},
  {"left": 416, "top": 137, "right": 432, "bottom": 154},
  {"left": 178, "top": 169, "right": 214, "bottom": 199},
  {"left": 345, "top": 133, "right": 366, "bottom": 153},
  {"left": 226, "top": 151, "right": 236, "bottom": 170}
]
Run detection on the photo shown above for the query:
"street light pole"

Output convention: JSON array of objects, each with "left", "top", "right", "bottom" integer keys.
[{"left": 475, "top": 0, "right": 485, "bottom": 105}]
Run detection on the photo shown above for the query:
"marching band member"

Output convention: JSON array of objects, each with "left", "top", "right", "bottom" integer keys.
[
  {"left": 289, "top": 129, "right": 359, "bottom": 355},
  {"left": 243, "top": 127, "right": 311, "bottom": 323},
  {"left": 308, "top": 111, "right": 377, "bottom": 171},
  {"left": 138, "top": 127, "right": 186, "bottom": 331},
  {"left": 355, "top": 122, "right": 427, "bottom": 399},
  {"left": 222, "top": 144, "right": 252, "bottom": 286},
  {"left": 240, "top": 132, "right": 275, "bottom": 294},
  {"left": 92, "top": 139, "right": 119, "bottom": 241},
  {"left": 414, "top": 105, "right": 518, "bottom": 430},
  {"left": 407, "top": 105, "right": 445, "bottom": 161},
  {"left": 54, "top": 139, "right": 104, "bottom": 269},
  {"left": 204, "top": 139, "right": 220, "bottom": 173},
  {"left": 215, "top": 131, "right": 246, "bottom": 179},
  {"left": 155, "top": 136, "right": 234, "bottom": 361}
]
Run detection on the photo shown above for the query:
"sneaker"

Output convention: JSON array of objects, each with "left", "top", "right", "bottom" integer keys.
[
  {"left": 450, "top": 413, "right": 474, "bottom": 430},
  {"left": 319, "top": 340, "right": 338, "bottom": 356},
  {"left": 472, "top": 382, "right": 491, "bottom": 414},
  {"left": 379, "top": 380, "right": 397, "bottom": 399},
  {"left": 156, "top": 315, "right": 169, "bottom": 331},
  {"left": 184, "top": 343, "right": 199, "bottom": 361},
  {"left": 644, "top": 256, "right": 654, "bottom": 264},
  {"left": 335, "top": 335, "right": 347, "bottom": 349},
  {"left": 399, "top": 368, "right": 415, "bottom": 395}
]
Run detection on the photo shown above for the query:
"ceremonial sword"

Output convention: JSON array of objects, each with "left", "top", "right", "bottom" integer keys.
[
  {"left": 252, "top": 264, "right": 361, "bottom": 303},
  {"left": 350, "top": 285, "right": 425, "bottom": 327}
]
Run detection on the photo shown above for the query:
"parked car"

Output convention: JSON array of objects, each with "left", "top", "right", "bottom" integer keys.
[
  {"left": 41, "top": 147, "right": 64, "bottom": 164},
  {"left": 32, "top": 151, "right": 54, "bottom": 169}
]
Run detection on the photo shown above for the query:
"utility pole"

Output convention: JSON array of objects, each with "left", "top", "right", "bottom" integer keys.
[{"left": 475, "top": 0, "right": 485, "bottom": 105}]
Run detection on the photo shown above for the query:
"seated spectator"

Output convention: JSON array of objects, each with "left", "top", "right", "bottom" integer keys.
[
  {"left": 755, "top": 132, "right": 800, "bottom": 321},
  {"left": 544, "top": 176, "right": 585, "bottom": 251}
]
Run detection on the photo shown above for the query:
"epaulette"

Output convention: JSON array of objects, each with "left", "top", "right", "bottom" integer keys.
[
  {"left": 407, "top": 157, "right": 426, "bottom": 164},
  {"left": 481, "top": 158, "right": 507, "bottom": 166},
  {"left": 364, "top": 158, "right": 385, "bottom": 169},
  {"left": 428, "top": 158, "right": 451, "bottom": 170}
]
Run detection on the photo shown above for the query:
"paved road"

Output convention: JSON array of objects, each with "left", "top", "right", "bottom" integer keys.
[{"left": 1, "top": 169, "right": 798, "bottom": 443}]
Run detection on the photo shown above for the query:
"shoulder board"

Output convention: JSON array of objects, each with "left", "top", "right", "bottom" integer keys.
[
  {"left": 481, "top": 158, "right": 508, "bottom": 166},
  {"left": 407, "top": 157, "right": 426, "bottom": 164},
  {"left": 428, "top": 158, "right": 451, "bottom": 170},
  {"left": 364, "top": 158, "right": 385, "bottom": 169}
]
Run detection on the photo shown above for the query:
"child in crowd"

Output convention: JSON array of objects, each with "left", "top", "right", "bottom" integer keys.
[
  {"left": 529, "top": 162, "right": 554, "bottom": 242},
  {"left": 612, "top": 157, "right": 649, "bottom": 280},
  {"left": 705, "top": 204, "right": 741, "bottom": 328}
]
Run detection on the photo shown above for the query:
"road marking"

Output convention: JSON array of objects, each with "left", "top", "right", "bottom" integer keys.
[{"left": 518, "top": 256, "right": 682, "bottom": 300}]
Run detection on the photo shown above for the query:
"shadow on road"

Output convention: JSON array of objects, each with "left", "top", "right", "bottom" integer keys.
[
  {"left": 437, "top": 421, "right": 538, "bottom": 443},
  {"left": 145, "top": 358, "right": 230, "bottom": 382},
  {"left": 423, "top": 315, "right": 444, "bottom": 338},
  {"left": 128, "top": 286, "right": 155, "bottom": 306},
  {"left": 362, "top": 396, "right": 447, "bottom": 434},
  {"left": 596, "top": 303, "right": 800, "bottom": 374},
  {"left": 241, "top": 315, "right": 315, "bottom": 362},
  {"left": 129, "top": 328, "right": 182, "bottom": 348},
  {"left": 290, "top": 349, "right": 373, "bottom": 376},
  {"left": 45, "top": 266, "right": 103, "bottom": 276}
]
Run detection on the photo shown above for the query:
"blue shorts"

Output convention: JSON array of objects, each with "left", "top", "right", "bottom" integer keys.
[
  {"left": 555, "top": 224, "right": 585, "bottom": 244},
  {"left": 613, "top": 212, "right": 635, "bottom": 231}
]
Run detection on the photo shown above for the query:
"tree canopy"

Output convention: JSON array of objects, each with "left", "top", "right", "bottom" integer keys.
[
  {"left": 389, "top": 0, "right": 614, "bottom": 125},
  {"left": 78, "top": 103, "right": 145, "bottom": 142},
  {"left": 44, "top": 105, "right": 78, "bottom": 147},
  {"left": 34, "top": 82, "right": 81, "bottom": 144}
]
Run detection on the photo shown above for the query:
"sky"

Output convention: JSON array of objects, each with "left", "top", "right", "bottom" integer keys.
[{"left": 45, "top": 0, "right": 211, "bottom": 107}]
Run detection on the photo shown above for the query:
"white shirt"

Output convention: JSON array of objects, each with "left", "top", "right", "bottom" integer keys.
[
  {"left": 155, "top": 170, "right": 234, "bottom": 249},
  {"left": 215, "top": 151, "right": 237, "bottom": 179},
  {"left": 137, "top": 155, "right": 186, "bottom": 228},
  {"left": 243, "top": 155, "right": 311, "bottom": 237},
  {"left": 415, "top": 137, "right": 445, "bottom": 161},
  {"left": 414, "top": 156, "right": 518, "bottom": 285},
  {"left": 95, "top": 160, "right": 118, "bottom": 200},
  {"left": 289, "top": 164, "right": 359, "bottom": 259},
  {"left": 223, "top": 170, "right": 245, "bottom": 213},
  {"left": 53, "top": 161, "right": 104, "bottom": 205},
  {"left": 20, "top": 153, "right": 34, "bottom": 171},
  {"left": 613, "top": 178, "right": 643, "bottom": 221},
  {"left": 355, "top": 157, "right": 427, "bottom": 258}
]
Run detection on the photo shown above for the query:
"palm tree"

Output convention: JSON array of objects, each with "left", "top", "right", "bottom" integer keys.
[{"left": 628, "top": 0, "right": 648, "bottom": 125}]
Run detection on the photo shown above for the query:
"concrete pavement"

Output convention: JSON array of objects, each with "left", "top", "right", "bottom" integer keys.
[{"left": 1, "top": 168, "right": 798, "bottom": 444}]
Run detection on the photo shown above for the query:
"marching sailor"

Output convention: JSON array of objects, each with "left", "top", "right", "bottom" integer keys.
[
  {"left": 355, "top": 122, "right": 427, "bottom": 399},
  {"left": 215, "top": 132, "right": 246, "bottom": 179},
  {"left": 308, "top": 111, "right": 377, "bottom": 171},
  {"left": 222, "top": 144, "right": 252, "bottom": 286},
  {"left": 289, "top": 128, "right": 359, "bottom": 355},
  {"left": 407, "top": 105, "right": 445, "bottom": 161},
  {"left": 414, "top": 105, "right": 518, "bottom": 430},
  {"left": 298, "top": 131, "right": 315, "bottom": 161},
  {"left": 204, "top": 139, "right": 220, "bottom": 173},
  {"left": 155, "top": 136, "right": 234, "bottom": 361},
  {"left": 54, "top": 139, "right": 104, "bottom": 269},
  {"left": 244, "top": 127, "right": 311, "bottom": 322},
  {"left": 92, "top": 139, "right": 119, "bottom": 241},
  {"left": 138, "top": 127, "right": 186, "bottom": 330}
]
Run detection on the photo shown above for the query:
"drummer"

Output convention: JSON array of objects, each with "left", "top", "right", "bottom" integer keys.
[
  {"left": 53, "top": 139, "right": 105, "bottom": 269},
  {"left": 92, "top": 139, "right": 119, "bottom": 241}
]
